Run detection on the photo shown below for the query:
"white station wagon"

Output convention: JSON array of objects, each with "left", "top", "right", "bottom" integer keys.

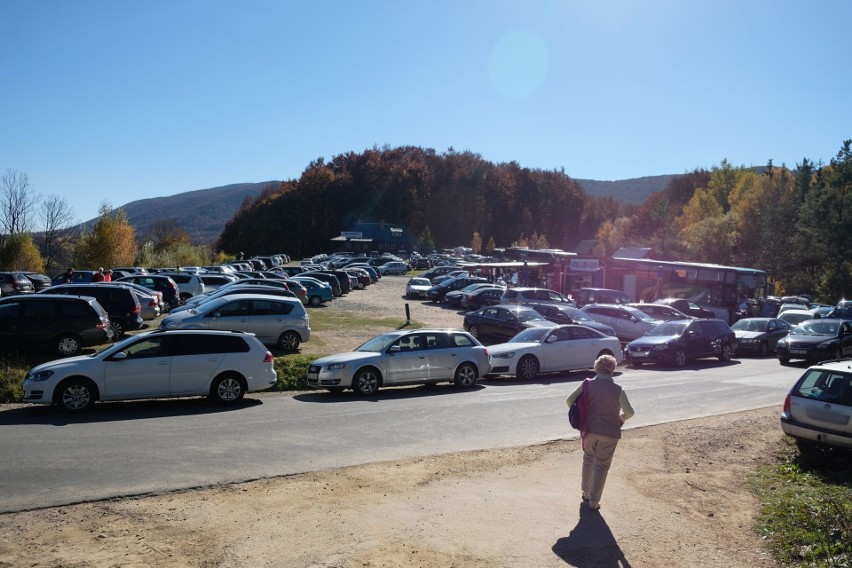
[{"left": 307, "top": 329, "right": 490, "bottom": 395}]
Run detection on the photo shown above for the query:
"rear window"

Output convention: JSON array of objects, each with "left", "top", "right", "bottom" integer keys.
[{"left": 794, "top": 369, "right": 852, "bottom": 406}]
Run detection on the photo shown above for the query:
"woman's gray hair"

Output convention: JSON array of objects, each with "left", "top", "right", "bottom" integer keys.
[{"left": 594, "top": 354, "right": 617, "bottom": 375}]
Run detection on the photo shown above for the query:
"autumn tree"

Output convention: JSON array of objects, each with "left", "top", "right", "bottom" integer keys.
[
  {"left": 0, "top": 233, "right": 45, "bottom": 272},
  {"left": 471, "top": 232, "right": 482, "bottom": 254},
  {"left": 74, "top": 203, "right": 137, "bottom": 268}
]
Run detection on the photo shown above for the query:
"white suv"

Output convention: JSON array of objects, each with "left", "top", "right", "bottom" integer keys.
[
  {"left": 21, "top": 329, "right": 278, "bottom": 412},
  {"left": 781, "top": 358, "right": 852, "bottom": 452}
]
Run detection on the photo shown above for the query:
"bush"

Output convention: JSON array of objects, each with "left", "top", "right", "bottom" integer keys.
[
  {"left": 272, "top": 354, "right": 319, "bottom": 391},
  {"left": 0, "top": 354, "right": 28, "bottom": 403}
]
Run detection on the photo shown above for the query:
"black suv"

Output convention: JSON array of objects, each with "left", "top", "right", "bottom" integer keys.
[
  {"left": 0, "top": 294, "right": 113, "bottom": 355},
  {"left": 42, "top": 283, "right": 144, "bottom": 338},
  {"left": 116, "top": 274, "right": 181, "bottom": 311},
  {"left": 625, "top": 318, "right": 736, "bottom": 367},
  {"left": 426, "top": 276, "right": 489, "bottom": 303}
]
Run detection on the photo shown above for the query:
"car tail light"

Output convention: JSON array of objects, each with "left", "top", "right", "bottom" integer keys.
[
  {"left": 783, "top": 393, "right": 791, "bottom": 414},
  {"left": 97, "top": 319, "right": 109, "bottom": 329},
  {"left": 148, "top": 299, "right": 157, "bottom": 307},
  {"left": 263, "top": 351, "right": 274, "bottom": 363},
  {"left": 133, "top": 305, "right": 140, "bottom": 315}
]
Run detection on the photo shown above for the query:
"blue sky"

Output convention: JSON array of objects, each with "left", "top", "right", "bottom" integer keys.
[{"left": 2, "top": 0, "right": 849, "bottom": 223}]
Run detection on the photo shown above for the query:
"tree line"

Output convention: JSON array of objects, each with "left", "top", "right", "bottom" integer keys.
[{"left": 216, "top": 142, "right": 852, "bottom": 302}]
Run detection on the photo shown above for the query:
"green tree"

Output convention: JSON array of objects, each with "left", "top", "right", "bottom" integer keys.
[
  {"left": 74, "top": 203, "right": 137, "bottom": 268},
  {"left": 485, "top": 236, "right": 496, "bottom": 255},
  {"left": 0, "top": 233, "right": 44, "bottom": 272},
  {"left": 417, "top": 226, "right": 436, "bottom": 255}
]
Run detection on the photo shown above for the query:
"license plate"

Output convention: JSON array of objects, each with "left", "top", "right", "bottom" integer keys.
[
  {"left": 790, "top": 349, "right": 807, "bottom": 355},
  {"left": 630, "top": 351, "right": 647, "bottom": 358}
]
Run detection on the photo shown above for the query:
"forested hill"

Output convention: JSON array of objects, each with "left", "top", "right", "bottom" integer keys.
[{"left": 93, "top": 169, "right": 670, "bottom": 245}]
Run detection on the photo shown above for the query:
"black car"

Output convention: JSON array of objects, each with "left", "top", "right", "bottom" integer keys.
[
  {"left": 116, "top": 274, "right": 181, "bottom": 311},
  {"left": 526, "top": 303, "right": 617, "bottom": 337},
  {"left": 776, "top": 319, "right": 852, "bottom": 365},
  {"left": 23, "top": 272, "right": 52, "bottom": 292},
  {"left": 653, "top": 298, "right": 716, "bottom": 319},
  {"left": 43, "top": 283, "right": 144, "bottom": 338},
  {"left": 319, "top": 270, "right": 352, "bottom": 294},
  {"left": 460, "top": 287, "right": 506, "bottom": 310},
  {"left": 730, "top": 317, "right": 792, "bottom": 356},
  {"left": 443, "top": 283, "right": 500, "bottom": 308},
  {"left": 625, "top": 319, "right": 736, "bottom": 367},
  {"left": 301, "top": 272, "right": 343, "bottom": 297},
  {"left": 426, "top": 276, "right": 488, "bottom": 303},
  {"left": 0, "top": 294, "right": 113, "bottom": 356},
  {"left": 0, "top": 272, "right": 35, "bottom": 296},
  {"left": 462, "top": 305, "right": 555, "bottom": 342}
]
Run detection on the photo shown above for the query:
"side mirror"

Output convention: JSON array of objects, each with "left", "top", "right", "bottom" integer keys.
[
  {"left": 389, "top": 345, "right": 401, "bottom": 353},
  {"left": 111, "top": 351, "right": 128, "bottom": 361}
]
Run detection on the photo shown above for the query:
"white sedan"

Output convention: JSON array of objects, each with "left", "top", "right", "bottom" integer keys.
[
  {"left": 488, "top": 324, "right": 623, "bottom": 380},
  {"left": 307, "top": 329, "right": 490, "bottom": 395}
]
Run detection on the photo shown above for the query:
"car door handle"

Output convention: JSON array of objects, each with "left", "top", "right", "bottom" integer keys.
[{"left": 156, "top": 361, "right": 169, "bottom": 366}]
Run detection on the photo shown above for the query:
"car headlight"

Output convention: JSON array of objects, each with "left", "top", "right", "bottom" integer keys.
[
  {"left": 817, "top": 340, "right": 835, "bottom": 349},
  {"left": 651, "top": 343, "right": 671, "bottom": 352},
  {"left": 325, "top": 363, "right": 346, "bottom": 371},
  {"left": 777, "top": 340, "right": 786, "bottom": 348},
  {"left": 491, "top": 352, "right": 516, "bottom": 359},
  {"left": 25, "top": 370, "right": 54, "bottom": 382}
]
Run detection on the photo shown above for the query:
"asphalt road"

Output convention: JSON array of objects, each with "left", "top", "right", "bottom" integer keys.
[{"left": 0, "top": 356, "right": 804, "bottom": 513}]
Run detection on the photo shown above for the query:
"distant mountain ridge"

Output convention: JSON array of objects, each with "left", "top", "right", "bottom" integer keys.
[{"left": 97, "top": 175, "right": 672, "bottom": 245}]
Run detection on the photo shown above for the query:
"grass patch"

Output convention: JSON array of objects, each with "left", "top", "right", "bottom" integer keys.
[
  {"left": 272, "top": 354, "right": 319, "bottom": 391},
  {"left": 308, "top": 309, "right": 423, "bottom": 332},
  {"left": 750, "top": 440, "right": 852, "bottom": 567},
  {"left": 0, "top": 353, "right": 28, "bottom": 403}
]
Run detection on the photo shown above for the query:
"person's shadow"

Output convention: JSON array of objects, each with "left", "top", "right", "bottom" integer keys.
[{"left": 552, "top": 504, "right": 632, "bottom": 567}]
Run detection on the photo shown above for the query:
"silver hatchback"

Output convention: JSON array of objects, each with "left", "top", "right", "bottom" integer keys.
[
  {"left": 160, "top": 293, "right": 310, "bottom": 351},
  {"left": 781, "top": 359, "right": 852, "bottom": 452}
]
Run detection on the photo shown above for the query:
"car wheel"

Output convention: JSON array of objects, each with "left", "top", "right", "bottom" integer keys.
[
  {"left": 179, "top": 293, "right": 192, "bottom": 303},
  {"left": 110, "top": 319, "right": 125, "bottom": 339},
  {"left": 757, "top": 341, "right": 768, "bottom": 356},
  {"left": 517, "top": 355, "right": 539, "bottom": 380},
  {"left": 353, "top": 368, "right": 380, "bottom": 395},
  {"left": 56, "top": 334, "right": 82, "bottom": 357},
  {"left": 718, "top": 343, "right": 732, "bottom": 362},
  {"left": 209, "top": 373, "right": 245, "bottom": 404},
  {"left": 309, "top": 295, "right": 322, "bottom": 307},
  {"left": 277, "top": 331, "right": 301, "bottom": 351},
  {"left": 830, "top": 345, "right": 842, "bottom": 360},
  {"left": 454, "top": 362, "right": 478, "bottom": 388},
  {"left": 161, "top": 300, "right": 173, "bottom": 312},
  {"left": 56, "top": 378, "right": 97, "bottom": 412},
  {"left": 468, "top": 325, "right": 480, "bottom": 339},
  {"left": 779, "top": 357, "right": 791, "bottom": 365},
  {"left": 673, "top": 349, "right": 687, "bottom": 367}
]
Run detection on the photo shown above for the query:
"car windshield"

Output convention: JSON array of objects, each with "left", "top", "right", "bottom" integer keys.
[
  {"left": 516, "top": 309, "right": 547, "bottom": 323},
  {"left": 793, "top": 321, "right": 838, "bottom": 336},
  {"left": 628, "top": 308, "right": 658, "bottom": 322},
  {"left": 356, "top": 333, "right": 402, "bottom": 352},
  {"left": 731, "top": 319, "right": 768, "bottom": 332},
  {"left": 409, "top": 278, "right": 430, "bottom": 286},
  {"left": 563, "top": 307, "right": 593, "bottom": 322},
  {"left": 648, "top": 322, "right": 688, "bottom": 337},
  {"left": 509, "top": 327, "right": 550, "bottom": 343}
]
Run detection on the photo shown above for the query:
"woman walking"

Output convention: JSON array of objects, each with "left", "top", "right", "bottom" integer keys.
[{"left": 565, "top": 354, "right": 634, "bottom": 511}]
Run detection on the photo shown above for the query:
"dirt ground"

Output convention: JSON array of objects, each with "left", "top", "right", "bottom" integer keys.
[{"left": 0, "top": 276, "right": 785, "bottom": 567}]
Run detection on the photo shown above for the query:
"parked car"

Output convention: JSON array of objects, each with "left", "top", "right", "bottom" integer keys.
[
  {"left": 405, "top": 277, "right": 432, "bottom": 299},
  {"left": 463, "top": 305, "right": 556, "bottom": 342},
  {"left": 624, "top": 319, "right": 736, "bottom": 367},
  {"left": 419, "top": 265, "right": 459, "bottom": 281},
  {"left": 342, "top": 267, "right": 372, "bottom": 289},
  {"left": 575, "top": 288, "right": 632, "bottom": 308},
  {"left": 156, "top": 272, "right": 206, "bottom": 302},
  {"left": 169, "top": 285, "right": 299, "bottom": 314},
  {"left": 0, "top": 272, "right": 36, "bottom": 296},
  {"left": 411, "top": 257, "right": 431, "bottom": 269},
  {"left": 42, "top": 283, "right": 144, "bottom": 338},
  {"left": 0, "top": 294, "right": 113, "bottom": 356},
  {"left": 430, "top": 270, "right": 469, "bottom": 285},
  {"left": 21, "top": 329, "right": 277, "bottom": 412},
  {"left": 160, "top": 294, "right": 311, "bottom": 351},
  {"left": 289, "top": 277, "right": 334, "bottom": 306},
  {"left": 460, "top": 286, "right": 507, "bottom": 310},
  {"left": 378, "top": 261, "right": 409, "bottom": 275},
  {"left": 488, "top": 324, "right": 623, "bottom": 380},
  {"left": 500, "top": 287, "right": 574, "bottom": 306},
  {"left": 628, "top": 302, "right": 690, "bottom": 321},
  {"left": 444, "top": 283, "right": 501, "bottom": 308},
  {"left": 301, "top": 272, "right": 343, "bottom": 297},
  {"left": 306, "top": 329, "right": 489, "bottom": 394},
  {"left": 779, "top": 308, "right": 822, "bottom": 328},
  {"left": 197, "top": 273, "right": 240, "bottom": 292},
  {"left": 525, "top": 303, "right": 616, "bottom": 336},
  {"left": 114, "top": 281, "right": 162, "bottom": 321},
  {"left": 776, "top": 319, "right": 852, "bottom": 365},
  {"left": 426, "top": 276, "right": 488, "bottom": 303},
  {"left": 319, "top": 270, "right": 353, "bottom": 294},
  {"left": 116, "top": 274, "right": 181, "bottom": 312},
  {"left": 652, "top": 298, "right": 716, "bottom": 319},
  {"left": 780, "top": 358, "right": 852, "bottom": 452},
  {"left": 581, "top": 304, "right": 665, "bottom": 342},
  {"left": 51, "top": 270, "right": 98, "bottom": 285},
  {"left": 730, "top": 317, "right": 792, "bottom": 356},
  {"left": 22, "top": 272, "right": 52, "bottom": 292}
]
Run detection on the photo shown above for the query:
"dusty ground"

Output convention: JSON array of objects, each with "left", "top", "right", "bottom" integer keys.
[{"left": 0, "top": 276, "right": 785, "bottom": 567}]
